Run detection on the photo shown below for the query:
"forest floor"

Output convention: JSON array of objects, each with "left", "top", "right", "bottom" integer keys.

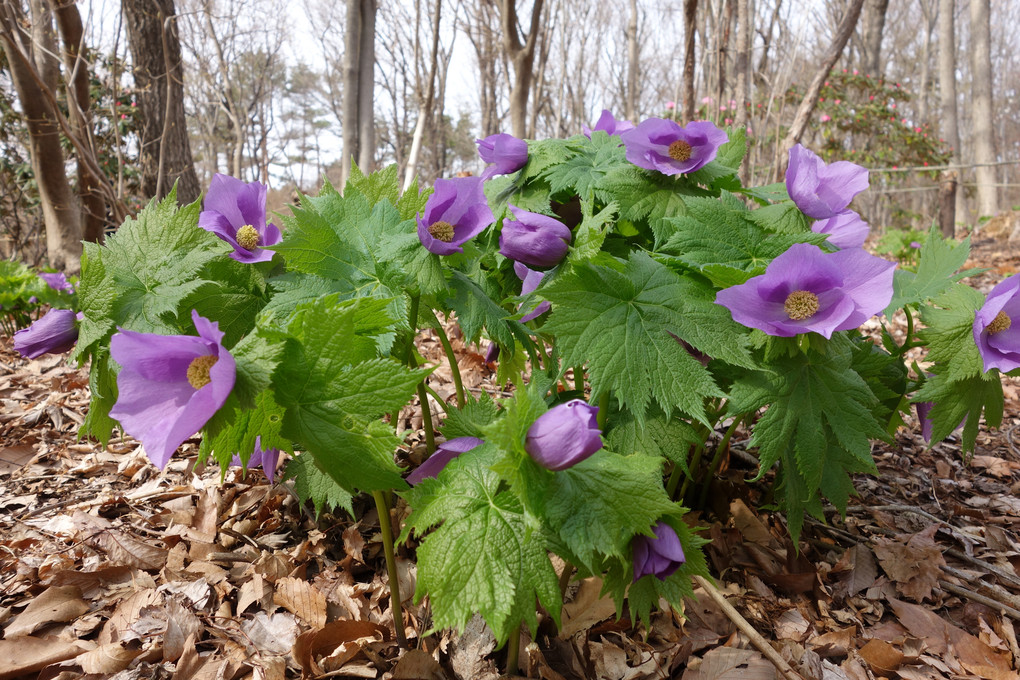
[{"left": 3, "top": 238, "right": 1020, "bottom": 680}]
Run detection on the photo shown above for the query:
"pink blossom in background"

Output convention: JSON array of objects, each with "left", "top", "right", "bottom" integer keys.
[
  {"left": 820, "top": 114, "right": 831, "bottom": 123},
  {"left": 665, "top": 101, "right": 675, "bottom": 110}
]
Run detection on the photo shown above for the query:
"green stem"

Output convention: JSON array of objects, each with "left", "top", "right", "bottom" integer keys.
[
  {"left": 899, "top": 306, "right": 916, "bottom": 356},
  {"left": 418, "top": 382, "right": 436, "bottom": 454},
  {"left": 505, "top": 624, "right": 521, "bottom": 676},
  {"left": 372, "top": 490, "right": 409, "bottom": 649},
  {"left": 596, "top": 391, "right": 609, "bottom": 430},
  {"left": 429, "top": 310, "right": 465, "bottom": 408},
  {"left": 665, "top": 460, "right": 685, "bottom": 498},
  {"left": 558, "top": 561, "right": 574, "bottom": 597},
  {"left": 573, "top": 364, "right": 584, "bottom": 394},
  {"left": 423, "top": 385, "right": 448, "bottom": 414},
  {"left": 698, "top": 415, "right": 744, "bottom": 508},
  {"left": 678, "top": 441, "right": 706, "bottom": 503},
  {"left": 403, "top": 295, "right": 421, "bottom": 367}
]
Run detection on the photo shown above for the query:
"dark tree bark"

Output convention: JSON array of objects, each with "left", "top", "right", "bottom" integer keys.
[
  {"left": 122, "top": 0, "right": 201, "bottom": 205},
  {"left": 681, "top": 0, "right": 697, "bottom": 124},
  {"left": 861, "top": 0, "right": 889, "bottom": 78},
  {"left": 341, "top": 0, "right": 377, "bottom": 185},
  {"left": 500, "top": 0, "right": 545, "bottom": 139}
]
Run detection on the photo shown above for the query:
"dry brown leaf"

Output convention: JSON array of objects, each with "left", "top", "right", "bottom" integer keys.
[
  {"left": 293, "top": 620, "right": 388, "bottom": 675},
  {"left": 774, "top": 608, "right": 811, "bottom": 641},
  {"left": 164, "top": 597, "right": 204, "bottom": 662},
  {"left": 558, "top": 577, "right": 617, "bottom": 638},
  {"left": 252, "top": 655, "right": 287, "bottom": 680},
  {"left": 237, "top": 573, "right": 273, "bottom": 615},
  {"left": 808, "top": 627, "right": 855, "bottom": 659},
  {"left": 86, "top": 528, "right": 168, "bottom": 571},
  {"left": 730, "top": 499, "right": 777, "bottom": 547},
  {"left": 971, "top": 455, "right": 1020, "bottom": 478},
  {"left": 242, "top": 611, "right": 299, "bottom": 656},
  {"left": 100, "top": 588, "right": 162, "bottom": 645},
  {"left": 832, "top": 544, "right": 878, "bottom": 599},
  {"left": 342, "top": 524, "right": 366, "bottom": 564},
  {"left": 391, "top": 649, "right": 447, "bottom": 680},
  {"left": 873, "top": 525, "right": 945, "bottom": 601},
  {"left": 858, "top": 638, "right": 904, "bottom": 674},
  {"left": 3, "top": 585, "right": 89, "bottom": 638},
  {"left": 0, "top": 636, "right": 90, "bottom": 680},
  {"left": 76, "top": 639, "right": 144, "bottom": 674},
  {"left": 275, "top": 576, "right": 327, "bottom": 629},
  {"left": 681, "top": 646, "right": 776, "bottom": 680},
  {"left": 447, "top": 614, "right": 499, "bottom": 680}
]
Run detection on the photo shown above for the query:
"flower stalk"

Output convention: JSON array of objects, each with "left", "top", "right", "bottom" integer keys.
[
  {"left": 372, "top": 490, "right": 408, "bottom": 648},
  {"left": 429, "top": 310, "right": 465, "bottom": 408}
]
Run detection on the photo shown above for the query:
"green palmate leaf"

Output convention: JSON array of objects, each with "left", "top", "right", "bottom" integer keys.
[
  {"left": 542, "top": 252, "right": 752, "bottom": 423},
  {"left": 441, "top": 390, "right": 501, "bottom": 440},
  {"left": 569, "top": 198, "right": 617, "bottom": 264},
  {"left": 659, "top": 194, "right": 827, "bottom": 277},
  {"left": 345, "top": 163, "right": 401, "bottom": 208},
  {"left": 748, "top": 200, "right": 811, "bottom": 235},
  {"left": 102, "top": 190, "right": 228, "bottom": 334},
  {"left": 261, "top": 272, "right": 351, "bottom": 323},
  {"left": 200, "top": 390, "right": 290, "bottom": 467},
  {"left": 606, "top": 403, "right": 700, "bottom": 475},
  {"left": 914, "top": 372, "right": 1002, "bottom": 454},
  {"left": 597, "top": 165, "right": 710, "bottom": 242},
  {"left": 729, "top": 340, "right": 886, "bottom": 541},
  {"left": 918, "top": 283, "right": 985, "bottom": 382},
  {"left": 741, "top": 182, "right": 790, "bottom": 204},
  {"left": 447, "top": 269, "right": 529, "bottom": 349},
  {"left": 274, "top": 296, "right": 428, "bottom": 493},
  {"left": 886, "top": 227, "right": 972, "bottom": 316},
  {"left": 80, "top": 348, "right": 118, "bottom": 445},
  {"left": 849, "top": 339, "right": 908, "bottom": 431},
  {"left": 601, "top": 515, "right": 711, "bottom": 626},
  {"left": 545, "top": 451, "right": 675, "bottom": 571},
  {"left": 541, "top": 130, "right": 627, "bottom": 200},
  {"left": 402, "top": 444, "right": 561, "bottom": 644},
  {"left": 713, "top": 126, "right": 747, "bottom": 170},
  {"left": 284, "top": 452, "right": 355, "bottom": 517},
  {"left": 74, "top": 243, "right": 116, "bottom": 359},
  {"left": 482, "top": 385, "right": 554, "bottom": 517},
  {"left": 231, "top": 330, "right": 286, "bottom": 408}
]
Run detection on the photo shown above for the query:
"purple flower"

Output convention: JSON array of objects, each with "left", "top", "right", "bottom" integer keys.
[
  {"left": 514, "top": 262, "right": 551, "bottom": 322},
  {"left": 416, "top": 176, "right": 495, "bottom": 255},
  {"left": 786, "top": 144, "right": 869, "bottom": 219},
  {"left": 632, "top": 521, "right": 686, "bottom": 582},
  {"left": 198, "top": 174, "right": 282, "bottom": 263},
  {"left": 525, "top": 399, "right": 603, "bottom": 471},
  {"left": 914, "top": 401, "right": 935, "bottom": 443},
  {"left": 715, "top": 243, "right": 896, "bottom": 338},
  {"left": 39, "top": 272, "right": 73, "bottom": 294},
  {"left": 811, "top": 210, "right": 870, "bottom": 249},
  {"left": 583, "top": 109, "right": 634, "bottom": 138},
  {"left": 109, "top": 310, "right": 236, "bottom": 469},
  {"left": 14, "top": 309, "right": 79, "bottom": 358},
  {"left": 407, "top": 436, "right": 484, "bottom": 486},
  {"left": 231, "top": 436, "right": 283, "bottom": 483},
  {"left": 477, "top": 134, "right": 528, "bottom": 178},
  {"left": 620, "top": 118, "right": 728, "bottom": 175},
  {"left": 973, "top": 275, "right": 1020, "bottom": 373},
  {"left": 499, "top": 205, "right": 572, "bottom": 268},
  {"left": 484, "top": 341, "right": 500, "bottom": 364}
]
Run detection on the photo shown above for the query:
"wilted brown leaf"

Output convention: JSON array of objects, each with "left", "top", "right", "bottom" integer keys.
[
  {"left": 242, "top": 611, "right": 299, "bottom": 656},
  {"left": 858, "top": 638, "right": 904, "bottom": 674},
  {"left": 275, "top": 576, "right": 327, "bottom": 629},
  {"left": 873, "top": 525, "right": 945, "bottom": 601},
  {"left": 682, "top": 646, "right": 776, "bottom": 680},
  {"left": 3, "top": 585, "right": 89, "bottom": 638},
  {"left": 293, "top": 620, "right": 388, "bottom": 675},
  {"left": 0, "top": 636, "right": 90, "bottom": 680},
  {"left": 77, "top": 639, "right": 144, "bottom": 674},
  {"left": 558, "top": 577, "right": 617, "bottom": 638}
]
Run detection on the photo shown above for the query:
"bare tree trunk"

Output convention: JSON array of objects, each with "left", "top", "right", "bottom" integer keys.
[
  {"left": 773, "top": 0, "right": 865, "bottom": 179},
  {"left": 916, "top": 0, "right": 936, "bottom": 124},
  {"left": 52, "top": 0, "right": 105, "bottom": 243},
  {"left": 341, "top": 0, "right": 362, "bottom": 183},
  {"left": 500, "top": 0, "right": 545, "bottom": 139},
  {"left": 733, "top": 0, "right": 749, "bottom": 128},
  {"left": 861, "top": 0, "right": 889, "bottom": 78},
  {"left": 625, "top": 0, "right": 638, "bottom": 121},
  {"left": 466, "top": 0, "right": 501, "bottom": 138},
  {"left": 937, "top": 0, "right": 962, "bottom": 226},
  {"left": 969, "top": 0, "right": 997, "bottom": 218},
  {"left": 122, "top": 0, "right": 200, "bottom": 204},
  {"left": 356, "top": 0, "right": 376, "bottom": 172},
  {"left": 0, "top": 0, "right": 82, "bottom": 271},
  {"left": 403, "top": 0, "right": 442, "bottom": 191},
  {"left": 681, "top": 0, "right": 698, "bottom": 123}
]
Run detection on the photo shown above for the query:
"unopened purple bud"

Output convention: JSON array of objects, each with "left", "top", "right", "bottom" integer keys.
[
  {"left": 525, "top": 400, "right": 603, "bottom": 471},
  {"left": 514, "top": 262, "right": 551, "bottom": 322},
  {"left": 499, "top": 205, "right": 571, "bottom": 268},
  {"left": 477, "top": 134, "right": 528, "bottom": 177},
  {"left": 484, "top": 341, "right": 500, "bottom": 364},
  {"left": 14, "top": 309, "right": 79, "bottom": 358},
  {"left": 632, "top": 520, "right": 686, "bottom": 581}
]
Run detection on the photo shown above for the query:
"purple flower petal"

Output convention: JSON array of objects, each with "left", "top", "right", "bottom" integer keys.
[
  {"left": 13, "top": 309, "right": 79, "bottom": 358},
  {"left": 39, "top": 272, "right": 73, "bottom": 293},
  {"left": 583, "top": 109, "right": 635, "bottom": 138},
  {"left": 621, "top": 118, "right": 728, "bottom": 175},
  {"left": 514, "top": 262, "right": 551, "bottom": 321},
  {"left": 715, "top": 243, "right": 895, "bottom": 338},
  {"left": 416, "top": 176, "right": 494, "bottom": 255},
  {"left": 786, "top": 144, "right": 869, "bottom": 219},
  {"left": 632, "top": 520, "right": 686, "bottom": 581},
  {"left": 974, "top": 274, "right": 1020, "bottom": 373},
  {"left": 109, "top": 310, "right": 236, "bottom": 469},
  {"left": 476, "top": 134, "right": 528, "bottom": 175},
  {"left": 811, "top": 210, "right": 870, "bottom": 249},
  {"left": 199, "top": 173, "right": 280, "bottom": 262},
  {"left": 499, "top": 205, "right": 572, "bottom": 268},
  {"left": 407, "top": 437, "right": 483, "bottom": 485}
]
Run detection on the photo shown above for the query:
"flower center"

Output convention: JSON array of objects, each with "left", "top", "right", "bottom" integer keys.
[
  {"left": 236, "top": 224, "right": 260, "bottom": 250},
  {"left": 428, "top": 220, "right": 455, "bottom": 242},
  {"left": 187, "top": 354, "right": 219, "bottom": 389},
  {"left": 784, "top": 290, "right": 820, "bottom": 320},
  {"left": 668, "top": 140, "right": 693, "bottom": 162},
  {"left": 987, "top": 310, "right": 1012, "bottom": 335}
]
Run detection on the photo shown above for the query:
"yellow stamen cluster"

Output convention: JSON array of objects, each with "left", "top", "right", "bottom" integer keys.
[
  {"left": 428, "top": 220, "right": 455, "bottom": 243},
  {"left": 784, "top": 290, "right": 820, "bottom": 320},
  {"left": 668, "top": 140, "right": 693, "bottom": 162},
  {"left": 236, "top": 224, "right": 260, "bottom": 250},
  {"left": 987, "top": 310, "right": 1012, "bottom": 335},
  {"left": 187, "top": 354, "right": 219, "bottom": 389}
]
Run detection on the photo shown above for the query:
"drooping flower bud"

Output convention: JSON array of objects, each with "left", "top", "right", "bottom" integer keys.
[
  {"left": 525, "top": 399, "right": 603, "bottom": 471},
  {"left": 632, "top": 521, "right": 686, "bottom": 582},
  {"left": 14, "top": 309, "right": 79, "bottom": 358},
  {"left": 786, "top": 144, "right": 869, "bottom": 220},
  {"left": 499, "top": 205, "right": 571, "bottom": 268},
  {"left": 407, "top": 437, "right": 484, "bottom": 485}
]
